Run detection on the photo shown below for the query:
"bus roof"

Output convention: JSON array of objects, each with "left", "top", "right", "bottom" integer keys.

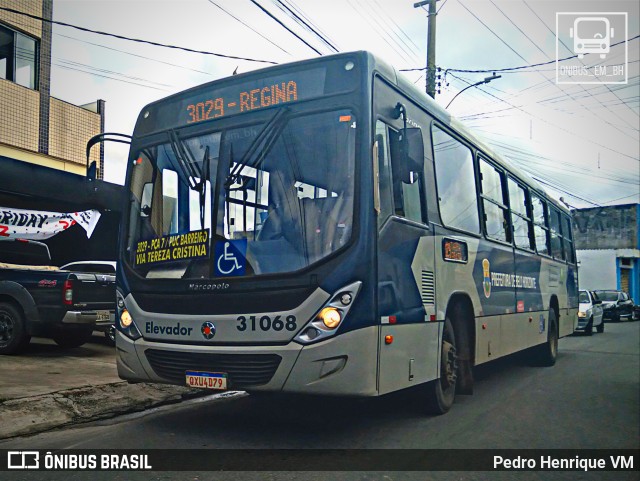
[
  {"left": 134, "top": 50, "right": 568, "bottom": 215},
  {"left": 361, "top": 51, "right": 568, "bottom": 214}
]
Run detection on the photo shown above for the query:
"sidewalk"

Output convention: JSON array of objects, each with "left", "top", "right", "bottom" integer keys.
[{"left": 0, "top": 335, "right": 211, "bottom": 439}]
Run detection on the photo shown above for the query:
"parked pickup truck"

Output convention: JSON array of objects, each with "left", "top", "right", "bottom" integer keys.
[{"left": 0, "top": 238, "right": 116, "bottom": 354}]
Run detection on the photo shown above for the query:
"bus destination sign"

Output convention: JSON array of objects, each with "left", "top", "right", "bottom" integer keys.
[
  {"left": 168, "top": 68, "right": 326, "bottom": 128},
  {"left": 135, "top": 229, "right": 209, "bottom": 267},
  {"left": 442, "top": 238, "right": 468, "bottom": 263}
]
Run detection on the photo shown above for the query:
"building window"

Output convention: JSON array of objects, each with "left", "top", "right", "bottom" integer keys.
[{"left": 0, "top": 24, "right": 37, "bottom": 89}]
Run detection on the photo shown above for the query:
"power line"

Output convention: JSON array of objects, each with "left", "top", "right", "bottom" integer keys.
[
  {"left": 54, "top": 33, "right": 217, "bottom": 77},
  {"left": 521, "top": 0, "right": 638, "bottom": 121},
  {"left": 206, "top": 0, "right": 291, "bottom": 55},
  {"left": 346, "top": 0, "right": 415, "bottom": 65},
  {"left": 272, "top": 0, "right": 339, "bottom": 53},
  {"left": 602, "top": 193, "right": 640, "bottom": 205},
  {"left": 447, "top": 72, "right": 639, "bottom": 161},
  {"left": 248, "top": 0, "right": 323, "bottom": 55},
  {"left": 456, "top": 1, "right": 637, "bottom": 139},
  {"left": 399, "top": 35, "right": 638, "bottom": 74},
  {"left": 282, "top": 0, "right": 340, "bottom": 50},
  {"left": 0, "top": 5, "right": 278, "bottom": 64},
  {"left": 369, "top": 0, "right": 422, "bottom": 63}
]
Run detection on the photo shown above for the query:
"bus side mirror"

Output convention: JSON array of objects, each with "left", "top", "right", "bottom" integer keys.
[
  {"left": 87, "top": 161, "right": 97, "bottom": 181},
  {"left": 140, "top": 183, "right": 153, "bottom": 217},
  {"left": 403, "top": 128, "right": 424, "bottom": 174}
]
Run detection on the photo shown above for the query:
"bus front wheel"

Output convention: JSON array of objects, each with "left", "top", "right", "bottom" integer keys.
[
  {"left": 423, "top": 317, "right": 457, "bottom": 415},
  {"left": 532, "top": 310, "right": 558, "bottom": 367}
]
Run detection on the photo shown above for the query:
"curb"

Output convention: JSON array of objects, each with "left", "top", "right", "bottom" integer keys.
[{"left": 0, "top": 382, "right": 213, "bottom": 439}]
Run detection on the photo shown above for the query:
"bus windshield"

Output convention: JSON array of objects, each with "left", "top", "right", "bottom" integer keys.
[{"left": 126, "top": 108, "right": 356, "bottom": 279}]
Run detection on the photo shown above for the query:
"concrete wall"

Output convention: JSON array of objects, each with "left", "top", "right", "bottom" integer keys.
[
  {"left": 0, "top": 80, "right": 40, "bottom": 151},
  {"left": 576, "top": 249, "right": 617, "bottom": 291},
  {"left": 573, "top": 204, "right": 639, "bottom": 250},
  {"left": 49, "top": 97, "right": 101, "bottom": 168}
]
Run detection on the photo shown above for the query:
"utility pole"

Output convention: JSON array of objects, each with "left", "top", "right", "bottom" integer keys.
[{"left": 414, "top": 0, "right": 438, "bottom": 99}]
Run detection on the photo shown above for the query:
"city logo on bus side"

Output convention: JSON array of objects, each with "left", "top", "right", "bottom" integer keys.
[{"left": 482, "top": 259, "right": 492, "bottom": 298}]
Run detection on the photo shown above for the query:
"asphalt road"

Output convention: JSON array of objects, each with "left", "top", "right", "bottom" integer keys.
[{"left": 2, "top": 321, "right": 638, "bottom": 481}]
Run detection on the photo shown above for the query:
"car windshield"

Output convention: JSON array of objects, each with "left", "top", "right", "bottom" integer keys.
[
  {"left": 125, "top": 108, "right": 356, "bottom": 279},
  {"left": 594, "top": 291, "right": 618, "bottom": 302},
  {"left": 578, "top": 291, "right": 589, "bottom": 303}
]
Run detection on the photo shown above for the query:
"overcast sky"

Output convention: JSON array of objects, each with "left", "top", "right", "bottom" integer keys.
[{"left": 42, "top": 0, "right": 640, "bottom": 208}]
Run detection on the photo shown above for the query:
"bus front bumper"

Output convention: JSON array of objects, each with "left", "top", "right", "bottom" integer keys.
[{"left": 116, "top": 326, "right": 379, "bottom": 397}]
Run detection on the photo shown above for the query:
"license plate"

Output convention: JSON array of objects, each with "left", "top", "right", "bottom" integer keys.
[
  {"left": 96, "top": 310, "right": 111, "bottom": 322},
  {"left": 185, "top": 371, "right": 227, "bottom": 390}
]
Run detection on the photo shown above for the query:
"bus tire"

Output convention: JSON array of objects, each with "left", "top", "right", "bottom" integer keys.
[
  {"left": 0, "top": 302, "right": 31, "bottom": 355},
  {"left": 423, "top": 317, "right": 457, "bottom": 415},
  {"left": 53, "top": 327, "right": 93, "bottom": 349},
  {"left": 533, "top": 310, "right": 558, "bottom": 367}
]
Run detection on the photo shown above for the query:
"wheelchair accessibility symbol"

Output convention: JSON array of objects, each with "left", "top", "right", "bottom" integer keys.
[{"left": 214, "top": 239, "right": 247, "bottom": 277}]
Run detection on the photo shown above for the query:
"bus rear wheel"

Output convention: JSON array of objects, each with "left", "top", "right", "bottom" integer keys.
[{"left": 423, "top": 318, "right": 457, "bottom": 415}]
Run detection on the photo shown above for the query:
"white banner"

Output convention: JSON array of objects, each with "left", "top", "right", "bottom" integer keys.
[{"left": 0, "top": 206, "right": 102, "bottom": 240}]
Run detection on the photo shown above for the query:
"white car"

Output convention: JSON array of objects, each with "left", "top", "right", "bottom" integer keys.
[{"left": 576, "top": 290, "right": 604, "bottom": 335}]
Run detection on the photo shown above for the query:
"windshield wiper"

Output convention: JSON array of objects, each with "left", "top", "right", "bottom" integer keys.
[
  {"left": 169, "top": 130, "right": 201, "bottom": 190},
  {"left": 169, "top": 130, "right": 212, "bottom": 229},
  {"left": 199, "top": 146, "right": 210, "bottom": 229},
  {"left": 224, "top": 107, "right": 289, "bottom": 190}
]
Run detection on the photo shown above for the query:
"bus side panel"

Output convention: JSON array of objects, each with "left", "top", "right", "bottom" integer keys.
[{"left": 377, "top": 234, "right": 439, "bottom": 395}]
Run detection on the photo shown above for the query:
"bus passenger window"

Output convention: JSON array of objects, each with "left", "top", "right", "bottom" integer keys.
[
  {"left": 563, "top": 216, "right": 576, "bottom": 263},
  {"left": 549, "top": 208, "right": 564, "bottom": 259},
  {"left": 479, "top": 158, "right": 509, "bottom": 243},
  {"left": 508, "top": 178, "right": 534, "bottom": 250},
  {"left": 432, "top": 125, "right": 480, "bottom": 233},
  {"left": 531, "top": 194, "right": 550, "bottom": 255}
]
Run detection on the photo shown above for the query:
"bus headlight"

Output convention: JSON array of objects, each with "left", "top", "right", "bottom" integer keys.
[
  {"left": 578, "top": 311, "right": 586, "bottom": 318},
  {"left": 116, "top": 290, "right": 142, "bottom": 341},
  {"left": 294, "top": 281, "right": 361, "bottom": 345},
  {"left": 319, "top": 308, "right": 342, "bottom": 329},
  {"left": 120, "top": 309, "right": 133, "bottom": 327}
]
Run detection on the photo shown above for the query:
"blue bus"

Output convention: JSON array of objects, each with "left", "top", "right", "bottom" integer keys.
[{"left": 115, "top": 51, "right": 578, "bottom": 414}]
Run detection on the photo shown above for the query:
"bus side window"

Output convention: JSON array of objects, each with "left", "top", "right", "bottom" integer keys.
[
  {"left": 478, "top": 157, "right": 510, "bottom": 243},
  {"left": 563, "top": 215, "right": 576, "bottom": 263},
  {"left": 531, "top": 194, "right": 550, "bottom": 255},
  {"left": 508, "top": 177, "right": 534, "bottom": 250},
  {"left": 376, "top": 120, "right": 425, "bottom": 224},
  {"left": 432, "top": 125, "right": 480, "bottom": 233},
  {"left": 548, "top": 207, "right": 564, "bottom": 260}
]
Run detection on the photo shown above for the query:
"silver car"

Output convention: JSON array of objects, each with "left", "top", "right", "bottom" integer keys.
[{"left": 576, "top": 290, "right": 604, "bottom": 335}]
